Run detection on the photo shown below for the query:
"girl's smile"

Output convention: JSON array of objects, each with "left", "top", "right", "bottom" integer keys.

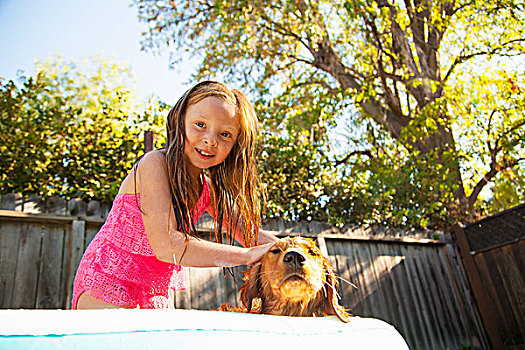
[
  {"left": 195, "top": 148, "right": 215, "bottom": 158},
  {"left": 184, "top": 96, "right": 240, "bottom": 177}
]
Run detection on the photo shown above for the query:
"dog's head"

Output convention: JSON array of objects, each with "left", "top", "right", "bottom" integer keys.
[{"left": 239, "top": 236, "right": 351, "bottom": 322}]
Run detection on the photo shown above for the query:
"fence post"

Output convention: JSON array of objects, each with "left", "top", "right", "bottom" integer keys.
[
  {"left": 452, "top": 224, "right": 504, "bottom": 349},
  {"left": 144, "top": 130, "right": 155, "bottom": 153},
  {"left": 316, "top": 236, "right": 329, "bottom": 259}
]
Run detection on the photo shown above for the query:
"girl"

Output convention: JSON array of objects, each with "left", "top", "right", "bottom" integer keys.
[{"left": 72, "top": 81, "right": 278, "bottom": 309}]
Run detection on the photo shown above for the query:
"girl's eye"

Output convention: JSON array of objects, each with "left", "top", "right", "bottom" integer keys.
[
  {"left": 196, "top": 122, "right": 205, "bottom": 128},
  {"left": 221, "top": 132, "right": 232, "bottom": 138}
]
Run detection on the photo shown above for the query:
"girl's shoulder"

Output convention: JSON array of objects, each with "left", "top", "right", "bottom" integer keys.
[
  {"left": 118, "top": 150, "right": 167, "bottom": 195},
  {"left": 139, "top": 150, "right": 167, "bottom": 170}
]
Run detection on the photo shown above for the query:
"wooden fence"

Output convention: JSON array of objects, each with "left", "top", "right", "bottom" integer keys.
[
  {"left": 0, "top": 194, "right": 493, "bottom": 349},
  {"left": 452, "top": 204, "right": 525, "bottom": 350}
]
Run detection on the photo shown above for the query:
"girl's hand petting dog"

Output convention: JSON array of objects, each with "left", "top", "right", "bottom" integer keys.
[{"left": 244, "top": 242, "right": 275, "bottom": 265}]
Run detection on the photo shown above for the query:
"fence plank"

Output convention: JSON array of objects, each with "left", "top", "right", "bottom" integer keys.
[
  {"left": 380, "top": 243, "right": 419, "bottom": 349},
  {"left": 23, "top": 195, "right": 45, "bottom": 214},
  {"left": 330, "top": 240, "right": 356, "bottom": 309},
  {"left": 65, "top": 220, "right": 86, "bottom": 309},
  {"left": 206, "top": 268, "right": 222, "bottom": 309},
  {"left": 508, "top": 240, "right": 525, "bottom": 346},
  {"left": 0, "top": 221, "right": 21, "bottom": 308},
  {"left": 510, "top": 239, "right": 524, "bottom": 276},
  {"left": 222, "top": 267, "right": 243, "bottom": 307},
  {"left": 361, "top": 241, "right": 383, "bottom": 317},
  {"left": 494, "top": 245, "right": 525, "bottom": 337},
  {"left": 441, "top": 244, "right": 487, "bottom": 348},
  {"left": 414, "top": 246, "right": 447, "bottom": 349},
  {"left": 215, "top": 270, "right": 227, "bottom": 307},
  {"left": 368, "top": 243, "right": 397, "bottom": 324},
  {"left": 396, "top": 244, "right": 433, "bottom": 349},
  {"left": 36, "top": 224, "right": 65, "bottom": 308},
  {"left": 331, "top": 240, "right": 355, "bottom": 310},
  {"left": 57, "top": 222, "right": 71, "bottom": 308},
  {"left": 45, "top": 197, "right": 66, "bottom": 215},
  {"left": 84, "top": 224, "right": 99, "bottom": 249},
  {"left": 367, "top": 244, "right": 396, "bottom": 324},
  {"left": 315, "top": 236, "right": 329, "bottom": 259},
  {"left": 412, "top": 245, "right": 445, "bottom": 349},
  {"left": 350, "top": 240, "right": 371, "bottom": 315},
  {"left": 189, "top": 267, "right": 212, "bottom": 309},
  {"left": 67, "top": 199, "right": 87, "bottom": 217},
  {"left": 11, "top": 223, "right": 42, "bottom": 308},
  {"left": 0, "top": 193, "right": 23, "bottom": 211},
  {"left": 86, "top": 201, "right": 108, "bottom": 218},
  {"left": 428, "top": 246, "right": 465, "bottom": 348},
  {"left": 388, "top": 244, "right": 426, "bottom": 350},
  {"left": 174, "top": 267, "right": 192, "bottom": 309},
  {"left": 321, "top": 236, "right": 337, "bottom": 269},
  {"left": 211, "top": 268, "right": 224, "bottom": 309},
  {"left": 349, "top": 241, "right": 372, "bottom": 316},
  {"left": 453, "top": 225, "right": 504, "bottom": 349}
]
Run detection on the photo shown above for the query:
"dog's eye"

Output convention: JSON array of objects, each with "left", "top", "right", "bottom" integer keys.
[
  {"left": 269, "top": 249, "right": 280, "bottom": 254},
  {"left": 308, "top": 249, "right": 318, "bottom": 256}
]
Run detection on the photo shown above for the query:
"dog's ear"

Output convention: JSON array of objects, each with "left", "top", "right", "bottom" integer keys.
[
  {"left": 321, "top": 260, "right": 352, "bottom": 323},
  {"left": 239, "top": 261, "right": 263, "bottom": 313}
]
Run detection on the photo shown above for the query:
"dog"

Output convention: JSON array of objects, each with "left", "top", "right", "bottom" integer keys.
[{"left": 219, "top": 236, "right": 351, "bottom": 323}]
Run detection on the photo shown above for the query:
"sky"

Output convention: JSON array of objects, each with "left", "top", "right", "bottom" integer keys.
[{"left": 0, "top": 0, "right": 194, "bottom": 104}]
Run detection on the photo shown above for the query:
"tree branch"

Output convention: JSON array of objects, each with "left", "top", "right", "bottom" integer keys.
[
  {"left": 334, "top": 150, "right": 374, "bottom": 166},
  {"left": 364, "top": 14, "right": 404, "bottom": 118},
  {"left": 468, "top": 156, "right": 523, "bottom": 207},
  {"left": 289, "top": 79, "right": 341, "bottom": 95},
  {"left": 470, "top": 114, "right": 525, "bottom": 207},
  {"left": 443, "top": 38, "right": 525, "bottom": 82},
  {"left": 259, "top": 15, "right": 312, "bottom": 52},
  {"left": 468, "top": 167, "right": 498, "bottom": 207}
]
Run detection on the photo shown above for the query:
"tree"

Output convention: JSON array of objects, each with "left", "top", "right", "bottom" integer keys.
[
  {"left": 0, "top": 56, "right": 167, "bottom": 203},
  {"left": 134, "top": 0, "right": 525, "bottom": 230}
]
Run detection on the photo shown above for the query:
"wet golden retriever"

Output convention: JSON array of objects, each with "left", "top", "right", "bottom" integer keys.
[{"left": 219, "top": 236, "right": 351, "bottom": 323}]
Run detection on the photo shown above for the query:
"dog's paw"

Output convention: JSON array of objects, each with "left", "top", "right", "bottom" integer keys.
[{"left": 214, "top": 303, "right": 248, "bottom": 313}]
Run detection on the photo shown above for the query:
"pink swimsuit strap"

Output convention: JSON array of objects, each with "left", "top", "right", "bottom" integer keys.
[
  {"left": 190, "top": 173, "right": 211, "bottom": 225},
  {"left": 122, "top": 172, "right": 210, "bottom": 223}
]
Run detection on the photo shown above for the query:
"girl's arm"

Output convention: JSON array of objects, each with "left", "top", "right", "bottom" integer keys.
[
  {"left": 205, "top": 177, "right": 279, "bottom": 247},
  {"left": 137, "top": 151, "right": 272, "bottom": 267}
]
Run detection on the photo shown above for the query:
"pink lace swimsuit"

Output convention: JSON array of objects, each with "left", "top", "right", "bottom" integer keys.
[{"left": 72, "top": 179, "right": 210, "bottom": 309}]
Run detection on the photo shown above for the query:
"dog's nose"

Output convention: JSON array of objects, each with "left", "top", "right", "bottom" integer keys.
[{"left": 283, "top": 251, "right": 306, "bottom": 267}]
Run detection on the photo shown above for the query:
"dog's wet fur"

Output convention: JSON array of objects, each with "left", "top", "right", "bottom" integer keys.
[{"left": 218, "top": 237, "right": 351, "bottom": 322}]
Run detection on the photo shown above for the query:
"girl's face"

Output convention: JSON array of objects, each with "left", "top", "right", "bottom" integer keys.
[{"left": 184, "top": 96, "right": 240, "bottom": 177}]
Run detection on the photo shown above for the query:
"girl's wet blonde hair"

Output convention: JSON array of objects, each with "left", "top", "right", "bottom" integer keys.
[{"left": 164, "top": 81, "right": 264, "bottom": 247}]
